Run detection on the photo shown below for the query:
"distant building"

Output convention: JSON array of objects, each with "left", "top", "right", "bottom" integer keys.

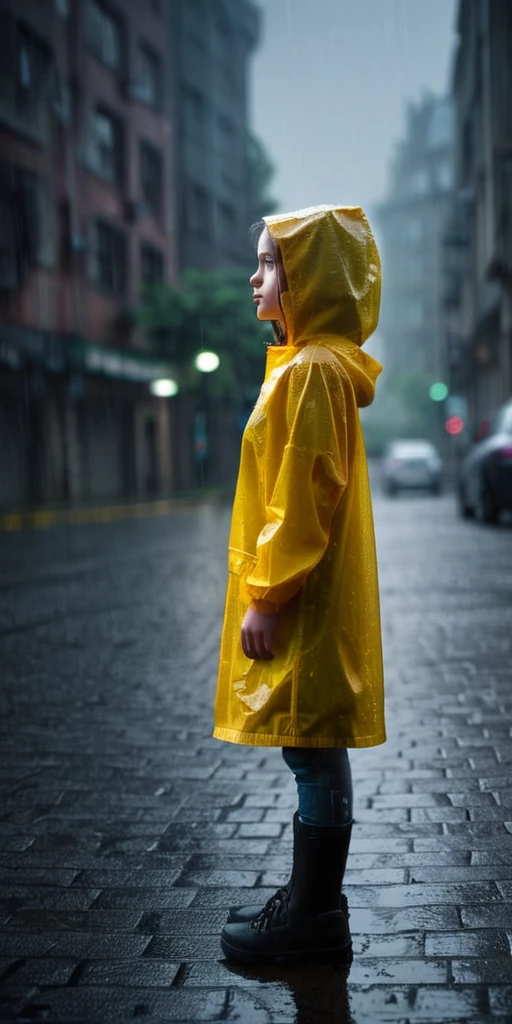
[
  {"left": 170, "top": 0, "right": 260, "bottom": 273},
  {"left": 374, "top": 95, "right": 455, "bottom": 382},
  {"left": 0, "top": 0, "right": 262, "bottom": 509},
  {"left": 444, "top": 0, "right": 512, "bottom": 427}
]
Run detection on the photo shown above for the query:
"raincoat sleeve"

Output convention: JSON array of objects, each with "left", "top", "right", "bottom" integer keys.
[{"left": 244, "top": 356, "right": 349, "bottom": 614}]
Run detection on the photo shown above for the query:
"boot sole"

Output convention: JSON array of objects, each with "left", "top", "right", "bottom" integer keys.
[
  {"left": 228, "top": 893, "right": 350, "bottom": 924},
  {"left": 220, "top": 934, "right": 353, "bottom": 965}
]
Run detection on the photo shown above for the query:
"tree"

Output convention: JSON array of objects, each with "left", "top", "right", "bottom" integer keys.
[{"left": 136, "top": 269, "right": 272, "bottom": 407}]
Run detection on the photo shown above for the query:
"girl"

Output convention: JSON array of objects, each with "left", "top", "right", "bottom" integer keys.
[{"left": 213, "top": 204, "right": 386, "bottom": 964}]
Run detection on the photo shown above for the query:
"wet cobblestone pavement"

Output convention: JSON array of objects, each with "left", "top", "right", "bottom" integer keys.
[{"left": 1, "top": 492, "right": 512, "bottom": 1022}]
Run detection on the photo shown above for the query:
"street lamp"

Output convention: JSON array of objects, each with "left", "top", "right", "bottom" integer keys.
[
  {"left": 194, "top": 351, "right": 220, "bottom": 373},
  {"left": 193, "top": 351, "right": 220, "bottom": 486},
  {"left": 149, "top": 378, "right": 178, "bottom": 397}
]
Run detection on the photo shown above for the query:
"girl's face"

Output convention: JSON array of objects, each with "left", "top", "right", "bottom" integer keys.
[{"left": 249, "top": 226, "right": 285, "bottom": 324}]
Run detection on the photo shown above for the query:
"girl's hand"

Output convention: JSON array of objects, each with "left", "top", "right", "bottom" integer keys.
[{"left": 241, "top": 607, "right": 280, "bottom": 660}]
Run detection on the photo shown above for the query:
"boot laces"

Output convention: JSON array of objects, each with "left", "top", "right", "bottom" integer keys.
[{"left": 250, "top": 885, "right": 289, "bottom": 933}]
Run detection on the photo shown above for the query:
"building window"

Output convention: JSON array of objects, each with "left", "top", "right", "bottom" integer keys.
[
  {"left": 435, "top": 160, "right": 453, "bottom": 192},
  {"left": 187, "top": 184, "right": 209, "bottom": 237},
  {"left": 217, "top": 200, "right": 236, "bottom": 242},
  {"left": 140, "top": 243, "right": 164, "bottom": 285},
  {"left": 217, "top": 114, "right": 234, "bottom": 151},
  {"left": 404, "top": 217, "right": 423, "bottom": 245},
  {"left": 138, "top": 44, "right": 161, "bottom": 109},
  {"left": 214, "top": 19, "right": 235, "bottom": 88},
  {"left": 409, "top": 169, "right": 428, "bottom": 197},
  {"left": 17, "top": 168, "right": 54, "bottom": 267},
  {"left": 85, "top": 0, "right": 122, "bottom": 72},
  {"left": 427, "top": 99, "right": 452, "bottom": 150},
  {"left": 183, "top": 87, "right": 206, "bottom": 142},
  {"left": 93, "top": 221, "right": 126, "bottom": 294},
  {"left": 92, "top": 107, "right": 123, "bottom": 185},
  {"left": 140, "top": 142, "right": 162, "bottom": 219},
  {"left": 16, "top": 26, "right": 52, "bottom": 119}
]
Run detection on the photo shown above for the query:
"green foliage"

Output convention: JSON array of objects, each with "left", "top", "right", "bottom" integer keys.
[{"left": 137, "top": 270, "right": 273, "bottom": 404}]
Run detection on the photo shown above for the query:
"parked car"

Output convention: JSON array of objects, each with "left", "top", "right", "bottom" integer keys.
[
  {"left": 381, "top": 439, "right": 443, "bottom": 496},
  {"left": 457, "top": 398, "right": 512, "bottom": 523}
]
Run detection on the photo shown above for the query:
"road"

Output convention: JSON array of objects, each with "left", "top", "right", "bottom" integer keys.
[{"left": 1, "top": 490, "right": 512, "bottom": 1023}]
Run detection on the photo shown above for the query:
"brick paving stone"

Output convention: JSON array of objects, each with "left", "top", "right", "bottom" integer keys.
[
  {"left": 452, "top": 957, "right": 512, "bottom": 983},
  {"left": 0, "top": 885, "right": 100, "bottom": 910},
  {"left": 343, "top": 905, "right": 462, "bottom": 932},
  {"left": 70, "top": 866, "right": 186, "bottom": 887},
  {"left": 0, "top": 957, "right": 77, "bottom": 986},
  {"left": 30, "top": 933, "right": 151, "bottom": 958},
  {"left": 348, "top": 956, "right": 448, "bottom": 984},
  {"left": 462, "top": 904, "right": 512, "bottom": 928},
  {"left": 409, "top": 865, "right": 512, "bottom": 882},
  {"left": 347, "top": 984, "right": 484, "bottom": 1020},
  {"left": 354, "top": 931, "right": 425, "bottom": 957},
  {"left": 495, "top": 881, "right": 512, "bottom": 899},
  {"left": 190, "top": 886, "right": 276, "bottom": 908},
  {"left": 78, "top": 958, "right": 182, "bottom": 987},
  {"left": 3, "top": 908, "right": 145, "bottom": 931},
  {"left": 348, "top": 881, "right": 502, "bottom": 907},
  {"left": 236, "top": 821, "right": 284, "bottom": 838},
  {"left": 91, "top": 887, "right": 196, "bottom": 909},
  {"left": 425, "top": 929, "right": 510, "bottom": 956},
  {"left": 150, "top": 908, "right": 228, "bottom": 933},
  {"left": 177, "top": 869, "right": 261, "bottom": 887},
  {"left": 0, "top": 867, "right": 79, "bottom": 886},
  {"left": 489, "top": 986, "right": 512, "bottom": 1014},
  {"left": 142, "top": 933, "right": 223, "bottom": 959}
]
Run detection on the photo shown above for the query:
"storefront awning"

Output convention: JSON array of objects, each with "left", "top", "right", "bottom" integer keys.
[{"left": 0, "top": 323, "right": 173, "bottom": 382}]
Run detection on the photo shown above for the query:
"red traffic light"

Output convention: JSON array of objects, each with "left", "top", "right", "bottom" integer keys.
[{"left": 445, "top": 416, "right": 464, "bottom": 435}]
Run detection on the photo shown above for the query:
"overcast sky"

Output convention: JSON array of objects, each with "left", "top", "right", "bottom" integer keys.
[{"left": 249, "top": 0, "right": 458, "bottom": 217}]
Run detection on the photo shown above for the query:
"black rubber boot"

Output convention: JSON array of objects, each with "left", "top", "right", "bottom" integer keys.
[
  {"left": 227, "top": 812, "right": 352, "bottom": 924},
  {"left": 220, "top": 816, "right": 353, "bottom": 964}
]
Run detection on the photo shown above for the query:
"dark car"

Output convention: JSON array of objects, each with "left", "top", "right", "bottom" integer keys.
[{"left": 458, "top": 398, "right": 512, "bottom": 523}]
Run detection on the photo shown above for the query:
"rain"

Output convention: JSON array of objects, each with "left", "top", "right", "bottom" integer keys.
[{"left": 1, "top": 1, "right": 512, "bottom": 1020}]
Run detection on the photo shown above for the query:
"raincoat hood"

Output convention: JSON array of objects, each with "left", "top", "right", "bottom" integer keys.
[{"left": 264, "top": 204, "right": 382, "bottom": 407}]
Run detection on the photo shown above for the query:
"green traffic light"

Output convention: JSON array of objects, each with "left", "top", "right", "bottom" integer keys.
[{"left": 429, "top": 382, "right": 449, "bottom": 402}]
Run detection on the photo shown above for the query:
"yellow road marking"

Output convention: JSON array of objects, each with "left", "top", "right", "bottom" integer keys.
[{"left": 0, "top": 496, "right": 218, "bottom": 532}]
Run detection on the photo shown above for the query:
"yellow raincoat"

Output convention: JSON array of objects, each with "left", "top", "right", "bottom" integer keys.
[{"left": 213, "top": 205, "right": 386, "bottom": 748}]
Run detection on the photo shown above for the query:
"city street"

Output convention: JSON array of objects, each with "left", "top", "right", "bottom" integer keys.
[{"left": 1, "top": 489, "right": 512, "bottom": 1023}]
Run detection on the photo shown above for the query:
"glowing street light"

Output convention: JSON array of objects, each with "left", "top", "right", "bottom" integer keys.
[
  {"left": 195, "top": 351, "right": 220, "bottom": 373},
  {"left": 149, "top": 378, "right": 179, "bottom": 397}
]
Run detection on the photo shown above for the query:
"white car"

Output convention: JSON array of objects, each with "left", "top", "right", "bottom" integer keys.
[{"left": 381, "top": 439, "right": 443, "bottom": 496}]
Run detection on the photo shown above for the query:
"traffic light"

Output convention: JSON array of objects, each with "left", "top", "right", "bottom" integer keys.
[
  {"left": 444, "top": 395, "right": 467, "bottom": 436},
  {"left": 445, "top": 416, "right": 465, "bottom": 435}
]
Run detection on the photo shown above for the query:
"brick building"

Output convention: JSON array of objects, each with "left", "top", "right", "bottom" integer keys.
[{"left": 0, "top": 0, "right": 176, "bottom": 507}]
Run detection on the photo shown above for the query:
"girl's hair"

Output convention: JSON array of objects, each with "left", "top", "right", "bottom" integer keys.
[{"left": 249, "top": 220, "right": 286, "bottom": 346}]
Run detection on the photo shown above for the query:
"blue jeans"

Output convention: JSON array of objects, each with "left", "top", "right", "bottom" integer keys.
[{"left": 282, "top": 747, "right": 353, "bottom": 828}]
